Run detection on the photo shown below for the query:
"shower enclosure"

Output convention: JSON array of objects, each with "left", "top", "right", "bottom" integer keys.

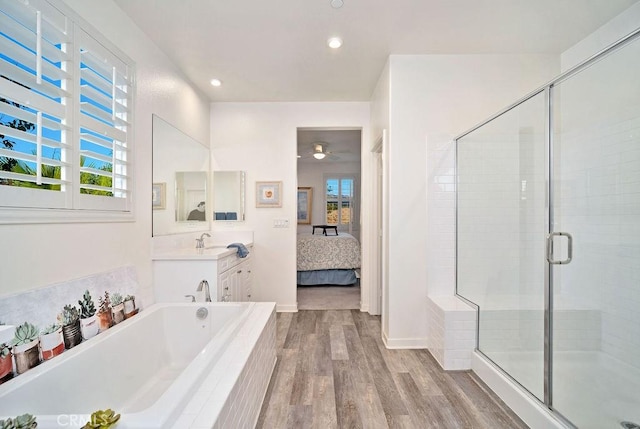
[{"left": 455, "top": 29, "right": 640, "bottom": 429}]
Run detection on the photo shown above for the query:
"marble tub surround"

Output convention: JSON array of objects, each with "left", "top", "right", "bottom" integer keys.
[
  {"left": 152, "top": 230, "right": 254, "bottom": 255},
  {"left": 0, "top": 266, "right": 139, "bottom": 330}
]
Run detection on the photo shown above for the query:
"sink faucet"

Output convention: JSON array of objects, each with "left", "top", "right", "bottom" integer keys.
[
  {"left": 197, "top": 279, "right": 211, "bottom": 302},
  {"left": 195, "top": 232, "right": 211, "bottom": 249}
]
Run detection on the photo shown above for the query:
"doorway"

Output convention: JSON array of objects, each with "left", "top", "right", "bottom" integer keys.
[{"left": 296, "top": 128, "right": 362, "bottom": 310}]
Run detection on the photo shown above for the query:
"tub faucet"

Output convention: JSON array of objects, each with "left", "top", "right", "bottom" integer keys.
[
  {"left": 195, "top": 232, "right": 211, "bottom": 249},
  {"left": 197, "top": 279, "right": 212, "bottom": 302}
]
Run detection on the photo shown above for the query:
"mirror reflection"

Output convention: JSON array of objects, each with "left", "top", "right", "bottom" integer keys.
[
  {"left": 213, "top": 171, "right": 245, "bottom": 221},
  {"left": 176, "top": 171, "right": 208, "bottom": 222},
  {"left": 152, "top": 115, "right": 210, "bottom": 236}
]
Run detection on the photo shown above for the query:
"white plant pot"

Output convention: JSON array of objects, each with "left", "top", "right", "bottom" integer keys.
[
  {"left": 80, "top": 315, "right": 99, "bottom": 340},
  {"left": 123, "top": 299, "right": 135, "bottom": 315},
  {"left": 112, "top": 303, "right": 125, "bottom": 324},
  {"left": 39, "top": 328, "right": 64, "bottom": 360}
]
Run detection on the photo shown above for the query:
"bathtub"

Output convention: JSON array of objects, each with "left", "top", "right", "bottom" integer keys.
[{"left": 0, "top": 301, "right": 277, "bottom": 428}]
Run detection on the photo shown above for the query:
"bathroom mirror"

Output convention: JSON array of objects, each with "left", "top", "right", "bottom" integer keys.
[
  {"left": 152, "top": 115, "right": 210, "bottom": 236},
  {"left": 213, "top": 171, "right": 245, "bottom": 221}
]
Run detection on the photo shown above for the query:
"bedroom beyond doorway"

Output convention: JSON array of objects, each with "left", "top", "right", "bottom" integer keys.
[{"left": 296, "top": 128, "right": 362, "bottom": 310}]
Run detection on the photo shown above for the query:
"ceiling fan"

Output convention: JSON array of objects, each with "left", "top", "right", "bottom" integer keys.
[{"left": 299, "top": 142, "right": 340, "bottom": 161}]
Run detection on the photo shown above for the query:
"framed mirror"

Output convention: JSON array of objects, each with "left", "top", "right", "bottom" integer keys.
[
  {"left": 213, "top": 171, "right": 245, "bottom": 221},
  {"left": 152, "top": 115, "right": 210, "bottom": 236}
]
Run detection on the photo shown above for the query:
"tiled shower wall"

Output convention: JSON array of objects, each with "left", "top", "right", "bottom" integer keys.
[{"left": 554, "top": 39, "right": 640, "bottom": 368}]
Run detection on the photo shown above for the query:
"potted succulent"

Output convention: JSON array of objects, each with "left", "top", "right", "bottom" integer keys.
[
  {"left": 79, "top": 290, "right": 99, "bottom": 340},
  {"left": 83, "top": 408, "right": 120, "bottom": 429},
  {"left": 110, "top": 293, "right": 125, "bottom": 325},
  {"left": 0, "top": 414, "right": 37, "bottom": 429},
  {"left": 39, "top": 323, "right": 64, "bottom": 361},
  {"left": 97, "top": 292, "right": 113, "bottom": 332},
  {"left": 123, "top": 295, "right": 137, "bottom": 319},
  {"left": 0, "top": 342, "right": 13, "bottom": 383},
  {"left": 11, "top": 322, "right": 40, "bottom": 374},
  {"left": 58, "top": 304, "right": 82, "bottom": 349}
]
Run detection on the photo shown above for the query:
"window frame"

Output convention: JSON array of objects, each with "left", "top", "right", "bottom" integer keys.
[
  {"left": 324, "top": 174, "right": 357, "bottom": 229},
  {"left": 0, "top": 0, "right": 135, "bottom": 224}
]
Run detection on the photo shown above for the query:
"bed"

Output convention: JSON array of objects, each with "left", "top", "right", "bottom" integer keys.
[{"left": 297, "top": 232, "right": 361, "bottom": 286}]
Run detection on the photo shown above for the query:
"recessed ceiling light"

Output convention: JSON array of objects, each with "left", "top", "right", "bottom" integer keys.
[
  {"left": 331, "top": 0, "right": 344, "bottom": 8},
  {"left": 210, "top": 78, "right": 222, "bottom": 87},
  {"left": 327, "top": 37, "right": 343, "bottom": 49}
]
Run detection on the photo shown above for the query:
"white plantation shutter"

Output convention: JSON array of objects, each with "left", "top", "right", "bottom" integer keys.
[
  {"left": 76, "top": 28, "right": 133, "bottom": 211},
  {"left": 0, "top": 0, "right": 72, "bottom": 208},
  {"left": 0, "top": 0, "right": 134, "bottom": 220}
]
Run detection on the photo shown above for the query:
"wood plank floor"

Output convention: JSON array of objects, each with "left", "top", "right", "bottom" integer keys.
[{"left": 256, "top": 310, "right": 528, "bottom": 429}]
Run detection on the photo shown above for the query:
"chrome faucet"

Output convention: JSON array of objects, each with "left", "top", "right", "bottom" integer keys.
[
  {"left": 195, "top": 232, "right": 211, "bottom": 249},
  {"left": 197, "top": 279, "right": 212, "bottom": 302}
]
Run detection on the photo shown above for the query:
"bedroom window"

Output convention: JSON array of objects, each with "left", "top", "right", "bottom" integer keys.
[
  {"left": 325, "top": 176, "right": 355, "bottom": 227},
  {"left": 0, "top": 0, "right": 134, "bottom": 223}
]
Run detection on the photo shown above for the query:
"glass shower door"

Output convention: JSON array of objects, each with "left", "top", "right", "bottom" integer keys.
[
  {"left": 456, "top": 90, "right": 548, "bottom": 400},
  {"left": 550, "top": 34, "right": 640, "bottom": 428}
]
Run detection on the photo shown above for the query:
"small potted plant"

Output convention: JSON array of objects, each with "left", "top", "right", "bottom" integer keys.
[
  {"left": 83, "top": 408, "right": 120, "bottom": 429},
  {"left": 11, "top": 322, "right": 40, "bottom": 374},
  {"left": 39, "top": 323, "right": 64, "bottom": 361},
  {"left": 57, "top": 304, "right": 82, "bottom": 350},
  {"left": 79, "top": 290, "right": 99, "bottom": 340},
  {"left": 110, "top": 293, "right": 125, "bottom": 325},
  {"left": 97, "top": 292, "right": 113, "bottom": 332},
  {"left": 123, "top": 295, "right": 137, "bottom": 319},
  {"left": 0, "top": 413, "right": 38, "bottom": 429},
  {"left": 0, "top": 342, "right": 13, "bottom": 384}
]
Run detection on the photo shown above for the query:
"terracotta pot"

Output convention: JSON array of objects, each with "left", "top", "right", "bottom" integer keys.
[
  {"left": 40, "top": 327, "right": 64, "bottom": 360},
  {"left": 97, "top": 310, "right": 113, "bottom": 332},
  {"left": 80, "top": 315, "right": 99, "bottom": 340},
  {"left": 13, "top": 339, "right": 40, "bottom": 374},
  {"left": 62, "top": 320, "right": 82, "bottom": 349},
  {"left": 112, "top": 303, "right": 125, "bottom": 324},
  {"left": 0, "top": 353, "right": 13, "bottom": 383}
]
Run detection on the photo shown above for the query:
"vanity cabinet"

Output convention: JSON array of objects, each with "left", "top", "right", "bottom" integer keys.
[{"left": 153, "top": 248, "right": 253, "bottom": 303}]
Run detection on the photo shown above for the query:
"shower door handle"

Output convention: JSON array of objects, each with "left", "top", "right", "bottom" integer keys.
[{"left": 546, "top": 232, "right": 573, "bottom": 265}]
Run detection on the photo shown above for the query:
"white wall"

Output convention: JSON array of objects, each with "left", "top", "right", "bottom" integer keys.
[
  {"left": 0, "top": 0, "right": 211, "bottom": 307},
  {"left": 386, "top": 54, "right": 559, "bottom": 347},
  {"left": 297, "top": 160, "right": 361, "bottom": 240},
  {"left": 210, "top": 102, "right": 371, "bottom": 312},
  {"left": 370, "top": 61, "right": 391, "bottom": 329}
]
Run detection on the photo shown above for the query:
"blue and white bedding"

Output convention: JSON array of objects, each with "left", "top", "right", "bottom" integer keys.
[
  {"left": 297, "top": 232, "right": 361, "bottom": 286},
  {"left": 296, "top": 232, "right": 361, "bottom": 271}
]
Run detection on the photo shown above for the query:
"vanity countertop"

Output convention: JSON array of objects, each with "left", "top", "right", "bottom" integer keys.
[{"left": 152, "top": 242, "right": 253, "bottom": 261}]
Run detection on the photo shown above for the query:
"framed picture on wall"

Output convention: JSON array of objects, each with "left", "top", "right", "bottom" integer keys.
[
  {"left": 152, "top": 182, "right": 166, "bottom": 210},
  {"left": 256, "top": 181, "right": 282, "bottom": 208},
  {"left": 297, "top": 187, "right": 312, "bottom": 224}
]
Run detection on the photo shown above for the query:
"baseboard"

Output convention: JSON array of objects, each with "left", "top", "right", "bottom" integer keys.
[
  {"left": 381, "top": 330, "right": 428, "bottom": 349},
  {"left": 277, "top": 303, "right": 298, "bottom": 312}
]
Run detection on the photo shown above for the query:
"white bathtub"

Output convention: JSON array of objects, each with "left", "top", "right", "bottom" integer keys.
[{"left": 0, "top": 301, "right": 277, "bottom": 428}]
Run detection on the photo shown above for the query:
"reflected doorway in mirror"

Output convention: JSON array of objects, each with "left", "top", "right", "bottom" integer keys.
[{"left": 152, "top": 183, "right": 166, "bottom": 210}]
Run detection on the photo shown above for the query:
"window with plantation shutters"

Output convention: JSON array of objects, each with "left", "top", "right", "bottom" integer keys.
[{"left": 0, "top": 0, "right": 134, "bottom": 221}]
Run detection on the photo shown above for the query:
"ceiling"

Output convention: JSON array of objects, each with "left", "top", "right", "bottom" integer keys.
[
  {"left": 297, "top": 129, "right": 362, "bottom": 164},
  {"left": 114, "top": 0, "right": 638, "bottom": 103}
]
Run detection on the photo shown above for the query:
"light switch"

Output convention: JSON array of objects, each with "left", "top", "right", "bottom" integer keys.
[{"left": 273, "top": 219, "right": 290, "bottom": 228}]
